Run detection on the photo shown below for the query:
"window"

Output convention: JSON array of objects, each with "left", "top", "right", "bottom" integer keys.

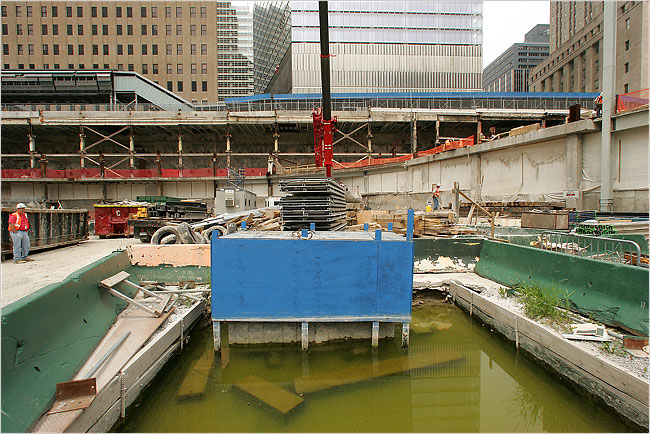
[
  {"left": 102, "top": 7, "right": 108, "bottom": 18},
  {"left": 116, "top": 7, "right": 122, "bottom": 18},
  {"left": 78, "top": 44, "right": 84, "bottom": 55},
  {"left": 103, "top": 25, "right": 108, "bottom": 35},
  {"left": 103, "top": 45, "right": 109, "bottom": 55},
  {"left": 43, "top": 64, "right": 49, "bottom": 69},
  {"left": 27, "top": 24, "right": 33, "bottom": 35},
  {"left": 1, "top": 6, "right": 6, "bottom": 17},
  {"left": 201, "top": 7, "right": 207, "bottom": 18},
  {"left": 625, "top": 40, "right": 630, "bottom": 51},
  {"left": 201, "top": 44, "right": 207, "bottom": 55},
  {"left": 18, "top": 64, "right": 24, "bottom": 69},
  {"left": 16, "top": 24, "right": 22, "bottom": 35},
  {"left": 153, "top": 64, "right": 158, "bottom": 74},
  {"left": 176, "top": 7, "right": 182, "bottom": 18},
  {"left": 117, "top": 45, "right": 124, "bottom": 55},
  {"left": 152, "top": 7, "right": 157, "bottom": 18},
  {"left": 202, "top": 81, "right": 207, "bottom": 92},
  {"left": 177, "top": 44, "right": 183, "bottom": 55},
  {"left": 53, "top": 64, "right": 60, "bottom": 69},
  {"left": 152, "top": 25, "right": 158, "bottom": 35},
  {"left": 128, "top": 64, "right": 134, "bottom": 71},
  {"left": 68, "top": 45, "right": 74, "bottom": 55},
  {"left": 26, "top": 5, "right": 32, "bottom": 16},
  {"left": 201, "top": 63, "right": 207, "bottom": 74},
  {"left": 141, "top": 7, "right": 147, "bottom": 18},
  {"left": 91, "top": 6, "right": 97, "bottom": 17},
  {"left": 66, "top": 25, "right": 73, "bottom": 36},
  {"left": 166, "top": 81, "right": 173, "bottom": 91},
  {"left": 624, "top": 83, "right": 629, "bottom": 93},
  {"left": 167, "top": 64, "right": 172, "bottom": 74},
  {"left": 127, "top": 45, "right": 133, "bottom": 55},
  {"left": 126, "top": 7, "right": 132, "bottom": 18},
  {"left": 176, "top": 25, "right": 182, "bottom": 36},
  {"left": 77, "top": 25, "right": 83, "bottom": 36},
  {"left": 141, "top": 25, "right": 147, "bottom": 35},
  {"left": 27, "top": 44, "right": 33, "bottom": 55},
  {"left": 595, "top": 78, "right": 599, "bottom": 90},
  {"left": 127, "top": 25, "right": 133, "bottom": 35},
  {"left": 177, "top": 64, "right": 183, "bottom": 74},
  {"left": 103, "top": 64, "right": 109, "bottom": 69},
  {"left": 166, "top": 25, "right": 172, "bottom": 36},
  {"left": 2, "top": 24, "right": 8, "bottom": 36},
  {"left": 166, "top": 44, "right": 172, "bottom": 55},
  {"left": 66, "top": 6, "right": 72, "bottom": 17},
  {"left": 190, "top": 25, "right": 196, "bottom": 35},
  {"left": 29, "top": 63, "right": 35, "bottom": 69},
  {"left": 142, "top": 64, "right": 148, "bottom": 74},
  {"left": 2, "top": 44, "right": 9, "bottom": 55},
  {"left": 191, "top": 81, "right": 197, "bottom": 92},
  {"left": 141, "top": 44, "right": 147, "bottom": 55},
  {"left": 51, "top": 6, "right": 57, "bottom": 17},
  {"left": 117, "top": 64, "right": 123, "bottom": 70},
  {"left": 190, "top": 7, "right": 197, "bottom": 18},
  {"left": 77, "top": 6, "right": 83, "bottom": 17},
  {"left": 177, "top": 81, "right": 183, "bottom": 92},
  {"left": 42, "top": 44, "right": 48, "bottom": 55},
  {"left": 52, "top": 24, "right": 58, "bottom": 35},
  {"left": 625, "top": 62, "right": 629, "bottom": 73},
  {"left": 191, "top": 63, "right": 197, "bottom": 74},
  {"left": 117, "top": 25, "right": 122, "bottom": 35},
  {"left": 53, "top": 44, "right": 60, "bottom": 55},
  {"left": 78, "top": 64, "right": 84, "bottom": 69},
  {"left": 41, "top": 24, "right": 47, "bottom": 35},
  {"left": 16, "top": 5, "right": 22, "bottom": 16},
  {"left": 93, "top": 64, "right": 98, "bottom": 69},
  {"left": 152, "top": 44, "right": 158, "bottom": 55},
  {"left": 17, "top": 44, "right": 23, "bottom": 55},
  {"left": 201, "top": 25, "right": 207, "bottom": 36},
  {"left": 165, "top": 7, "right": 171, "bottom": 18},
  {"left": 191, "top": 44, "right": 197, "bottom": 55},
  {"left": 92, "top": 45, "right": 98, "bottom": 55},
  {"left": 92, "top": 25, "right": 97, "bottom": 35}
]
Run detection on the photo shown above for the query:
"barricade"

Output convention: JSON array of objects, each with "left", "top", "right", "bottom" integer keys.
[{"left": 616, "top": 88, "right": 649, "bottom": 114}]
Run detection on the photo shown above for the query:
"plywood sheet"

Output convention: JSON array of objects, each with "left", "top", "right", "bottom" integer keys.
[{"left": 234, "top": 375, "right": 303, "bottom": 414}]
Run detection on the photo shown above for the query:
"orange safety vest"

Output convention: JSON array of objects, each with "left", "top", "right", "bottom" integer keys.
[
  {"left": 8, "top": 212, "right": 27, "bottom": 232},
  {"left": 595, "top": 95, "right": 603, "bottom": 105},
  {"left": 433, "top": 187, "right": 440, "bottom": 198}
]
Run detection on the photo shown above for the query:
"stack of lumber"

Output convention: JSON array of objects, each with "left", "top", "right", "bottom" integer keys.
[
  {"left": 350, "top": 209, "right": 478, "bottom": 237},
  {"left": 576, "top": 220, "right": 649, "bottom": 238},
  {"left": 224, "top": 208, "right": 282, "bottom": 231},
  {"left": 346, "top": 202, "right": 362, "bottom": 226}
]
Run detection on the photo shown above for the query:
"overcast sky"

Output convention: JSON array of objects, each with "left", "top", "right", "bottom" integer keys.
[{"left": 483, "top": 1, "right": 550, "bottom": 69}]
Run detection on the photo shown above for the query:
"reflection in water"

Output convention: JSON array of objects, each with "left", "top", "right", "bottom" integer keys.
[{"left": 117, "top": 304, "right": 633, "bottom": 433}]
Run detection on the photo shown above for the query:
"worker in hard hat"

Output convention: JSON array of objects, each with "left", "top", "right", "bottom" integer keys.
[
  {"left": 432, "top": 184, "right": 441, "bottom": 210},
  {"left": 8, "top": 203, "right": 32, "bottom": 263},
  {"left": 594, "top": 93, "right": 603, "bottom": 118}
]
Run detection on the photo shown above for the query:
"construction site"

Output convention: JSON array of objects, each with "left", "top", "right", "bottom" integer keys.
[{"left": 1, "top": 2, "right": 649, "bottom": 433}]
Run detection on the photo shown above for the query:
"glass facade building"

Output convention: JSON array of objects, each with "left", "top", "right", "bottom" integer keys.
[
  {"left": 254, "top": 0, "right": 483, "bottom": 94},
  {"left": 217, "top": 1, "right": 254, "bottom": 101}
]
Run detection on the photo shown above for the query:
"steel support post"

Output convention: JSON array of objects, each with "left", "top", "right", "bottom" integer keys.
[
  {"left": 213, "top": 321, "right": 221, "bottom": 352},
  {"left": 367, "top": 121, "right": 373, "bottom": 158},
  {"left": 273, "top": 127, "right": 279, "bottom": 153},
  {"left": 372, "top": 321, "right": 379, "bottom": 347},
  {"left": 226, "top": 130, "right": 232, "bottom": 168},
  {"left": 28, "top": 131, "right": 36, "bottom": 169},
  {"left": 129, "top": 127, "right": 135, "bottom": 169},
  {"left": 177, "top": 125, "right": 183, "bottom": 174},
  {"left": 301, "top": 322, "right": 309, "bottom": 351},
  {"left": 600, "top": 0, "right": 616, "bottom": 212},
  {"left": 79, "top": 127, "right": 86, "bottom": 169},
  {"left": 411, "top": 115, "right": 418, "bottom": 153}
]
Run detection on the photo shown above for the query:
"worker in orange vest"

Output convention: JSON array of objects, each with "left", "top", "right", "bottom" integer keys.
[
  {"left": 432, "top": 184, "right": 441, "bottom": 210},
  {"left": 8, "top": 203, "right": 32, "bottom": 263},
  {"left": 594, "top": 93, "right": 603, "bottom": 118}
]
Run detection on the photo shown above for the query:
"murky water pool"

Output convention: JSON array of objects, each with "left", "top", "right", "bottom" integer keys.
[{"left": 117, "top": 301, "right": 633, "bottom": 432}]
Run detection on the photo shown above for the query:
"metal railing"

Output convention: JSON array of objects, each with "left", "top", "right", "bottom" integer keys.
[{"left": 537, "top": 231, "right": 644, "bottom": 267}]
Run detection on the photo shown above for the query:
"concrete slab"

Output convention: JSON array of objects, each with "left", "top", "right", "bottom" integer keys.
[{"left": 126, "top": 245, "right": 210, "bottom": 267}]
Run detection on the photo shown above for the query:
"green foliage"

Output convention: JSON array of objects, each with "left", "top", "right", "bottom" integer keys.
[
  {"left": 513, "top": 281, "right": 573, "bottom": 321},
  {"left": 599, "top": 340, "right": 628, "bottom": 357}
]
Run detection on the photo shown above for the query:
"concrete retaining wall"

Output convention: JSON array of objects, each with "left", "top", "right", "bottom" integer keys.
[
  {"left": 475, "top": 240, "right": 649, "bottom": 336},
  {"left": 0, "top": 251, "right": 134, "bottom": 433}
]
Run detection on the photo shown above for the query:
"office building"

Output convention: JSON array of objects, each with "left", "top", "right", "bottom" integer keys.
[
  {"left": 253, "top": 0, "right": 484, "bottom": 94},
  {"left": 530, "top": 1, "right": 649, "bottom": 94},
  {"left": 0, "top": 1, "right": 254, "bottom": 103},
  {"left": 216, "top": 1, "right": 254, "bottom": 101},
  {"left": 483, "top": 24, "right": 549, "bottom": 92}
]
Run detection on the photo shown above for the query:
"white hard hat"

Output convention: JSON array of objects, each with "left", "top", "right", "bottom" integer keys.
[
  {"left": 16, "top": 203, "right": 26, "bottom": 208},
  {"left": 436, "top": 183, "right": 441, "bottom": 187}
]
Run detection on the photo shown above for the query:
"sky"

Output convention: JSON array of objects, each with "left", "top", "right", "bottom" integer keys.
[{"left": 483, "top": 1, "right": 550, "bottom": 69}]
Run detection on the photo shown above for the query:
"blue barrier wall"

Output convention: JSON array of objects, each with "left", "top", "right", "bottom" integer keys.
[{"left": 211, "top": 234, "right": 413, "bottom": 322}]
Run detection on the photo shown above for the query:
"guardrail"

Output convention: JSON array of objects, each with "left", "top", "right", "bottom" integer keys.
[{"left": 537, "top": 230, "right": 644, "bottom": 267}]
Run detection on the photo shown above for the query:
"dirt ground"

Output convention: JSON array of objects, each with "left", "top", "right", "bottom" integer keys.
[{"left": 1, "top": 236, "right": 141, "bottom": 307}]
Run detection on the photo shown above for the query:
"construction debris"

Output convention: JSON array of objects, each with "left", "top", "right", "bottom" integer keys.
[
  {"left": 562, "top": 323, "right": 612, "bottom": 342},
  {"left": 347, "top": 209, "right": 478, "bottom": 237}
]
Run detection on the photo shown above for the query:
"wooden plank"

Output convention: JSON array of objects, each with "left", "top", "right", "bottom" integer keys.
[
  {"left": 99, "top": 271, "right": 130, "bottom": 288},
  {"left": 177, "top": 348, "right": 215, "bottom": 400},
  {"left": 153, "top": 294, "right": 173, "bottom": 316},
  {"left": 234, "top": 375, "right": 304, "bottom": 414},
  {"left": 294, "top": 350, "right": 463, "bottom": 394}
]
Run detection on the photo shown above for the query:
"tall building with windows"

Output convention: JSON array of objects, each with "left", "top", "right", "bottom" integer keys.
[
  {"left": 253, "top": 0, "right": 483, "bottom": 94},
  {"left": 529, "top": 1, "right": 648, "bottom": 94},
  {"left": 217, "top": 1, "right": 253, "bottom": 101},
  {"left": 0, "top": 1, "right": 251, "bottom": 103},
  {"left": 483, "top": 24, "right": 549, "bottom": 92}
]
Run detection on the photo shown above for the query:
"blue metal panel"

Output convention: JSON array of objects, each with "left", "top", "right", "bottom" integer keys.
[{"left": 211, "top": 236, "right": 412, "bottom": 322}]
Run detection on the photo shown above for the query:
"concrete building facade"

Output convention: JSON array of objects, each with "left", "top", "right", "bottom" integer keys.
[
  {"left": 483, "top": 24, "right": 550, "bottom": 92},
  {"left": 253, "top": 0, "right": 484, "bottom": 94},
  {"left": 0, "top": 1, "right": 254, "bottom": 103},
  {"left": 530, "top": 1, "right": 649, "bottom": 94}
]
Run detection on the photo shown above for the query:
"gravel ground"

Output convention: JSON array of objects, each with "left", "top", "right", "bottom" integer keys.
[{"left": 413, "top": 272, "right": 649, "bottom": 381}]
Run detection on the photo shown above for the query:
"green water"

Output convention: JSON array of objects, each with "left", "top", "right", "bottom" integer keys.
[{"left": 117, "top": 303, "right": 634, "bottom": 432}]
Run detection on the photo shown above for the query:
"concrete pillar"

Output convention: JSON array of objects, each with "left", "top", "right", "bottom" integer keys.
[
  {"left": 367, "top": 122, "right": 373, "bottom": 155},
  {"left": 470, "top": 154, "right": 482, "bottom": 199},
  {"left": 475, "top": 120, "right": 482, "bottom": 144},
  {"left": 213, "top": 321, "right": 221, "bottom": 352},
  {"left": 273, "top": 131, "right": 279, "bottom": 153},
  {"left": 585, "top": 44, "right": 596, "bottom": 92},
  {"left": 600, "top": 1, "right": 616, "bottom": 212},
  {"left": 435, "top": 119, "right": 440, "bottom": 144},
  {"left": 28, "top": 133, "right": 36, "bottom": 169},
  {"left": 226, "top": 133, "right": 232, "bottom": 168},
  {"left": 574, "top": 53, "right": 584, "bottom": 92},
  {"left": 129, "top": 127, "right": 135, "bottom": 169},
  {"left": 79, "top": 128, "right": 86, "bottom": 169},
  {"left": 411, "top": 114, "right": 417, "bottom": 153},
  {"left": 565, "top": 133, "right": 583, "bottom": 210},
  {"left": 177, "top": 126, "right": 183, "bottom": 173},
  {"left": 551, "top": 70, "right": 561, "bottom": 92}
]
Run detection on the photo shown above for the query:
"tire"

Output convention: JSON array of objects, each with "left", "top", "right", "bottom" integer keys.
[
  {"left": 151, "top": 226, "right": 182, "bottom": 245},
  {"left": 226, "top": 223, "right": 237, "bottom": 234},
  {"left": 175, "top": 222, "right": 196, "bottom": 244},
  {"left": 160, "top": 234, "right": 178, "bottom": 244},
  {"left": 204, "top": 225, "right": 227, "bottom": 240},
  {"left": 193, "top": 232, "right": 208, "bottom": 244}
]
